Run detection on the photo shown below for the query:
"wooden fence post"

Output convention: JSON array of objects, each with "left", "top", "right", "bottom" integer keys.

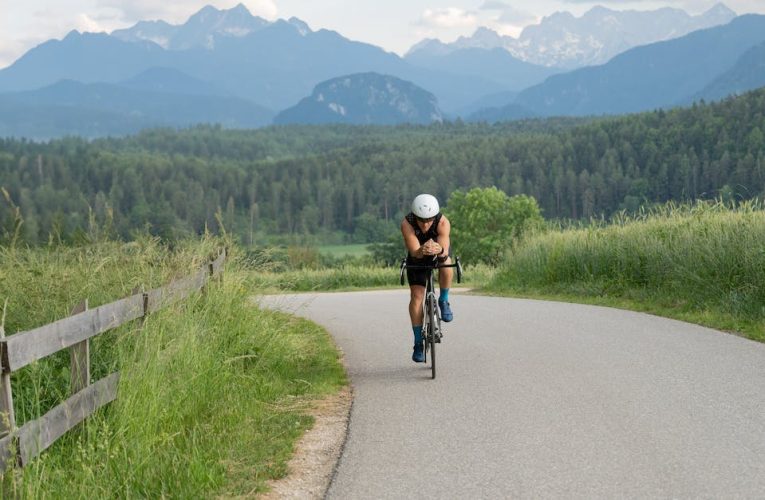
[
  {"left": 69, "top": 300, "right": 90, "bottom": 394},
  {"left": 218, "top": 248, "right": 226, "bottom": 284},
  {"left": 132, "top": 287, "right": 149, "bottom": 327},
  {"left": 0, "top": 324, "right": 15, "bottom": 438}
]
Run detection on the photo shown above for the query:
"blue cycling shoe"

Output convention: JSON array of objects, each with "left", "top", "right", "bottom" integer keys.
[
  {"left": 412, "top": 342, "right": 425, "bottom": 363},
  {"left": 439, "top": 300, "right": 453, "bottom": 322}
]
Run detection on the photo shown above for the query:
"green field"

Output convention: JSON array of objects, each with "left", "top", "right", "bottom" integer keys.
[{"left": 318, "top": 244, "right": 372, "bottom": 258}]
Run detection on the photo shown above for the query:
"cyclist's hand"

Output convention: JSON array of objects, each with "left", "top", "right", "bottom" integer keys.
[{"left": 422, "top": 240, "right": 441, "bottom": 256}]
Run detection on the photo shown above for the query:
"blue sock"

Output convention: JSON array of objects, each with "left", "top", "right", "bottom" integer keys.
[
  {"left": 412, "top": 325, "right": 423, "bottom": 344},
  {"left": 439, "top": 288, "right": 450, "bottom": 303}
]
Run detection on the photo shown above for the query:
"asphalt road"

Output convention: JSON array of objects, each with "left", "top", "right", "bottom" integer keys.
[{"left": 259, "top": 290, "right": 765, "bottom": 498}]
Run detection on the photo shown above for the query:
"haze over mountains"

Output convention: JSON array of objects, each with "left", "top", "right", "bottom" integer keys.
[{"left": 0, "top": 3, "right": 763, "bottom": 138}]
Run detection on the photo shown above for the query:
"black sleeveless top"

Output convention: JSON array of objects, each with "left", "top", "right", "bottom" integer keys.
[{"left": 405, "top": 212, "right": 442, "bottom": 245}]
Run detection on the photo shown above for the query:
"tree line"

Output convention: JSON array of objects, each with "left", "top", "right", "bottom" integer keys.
[{"left": 1, "top": 89, "right": 763, "bottom": 245}]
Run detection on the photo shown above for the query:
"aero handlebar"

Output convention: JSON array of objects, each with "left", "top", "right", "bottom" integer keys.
[{"left": 399, "top": 256, "right": 463, "bottom": 286}]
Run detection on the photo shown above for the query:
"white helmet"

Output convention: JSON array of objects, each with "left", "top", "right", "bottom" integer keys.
[{"left": 412, "top": 194, "right": 440, "bottom": 219}]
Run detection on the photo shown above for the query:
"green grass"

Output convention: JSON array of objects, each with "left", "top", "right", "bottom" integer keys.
[
  {"left": 246, "top": 263, "right": 496, "bottom": 293},
  {"left": 0, "top": 239, "right": 346, "bottom": 498},
  {"left": 318, "top": 244, "right": 371, "bottom": 258},
  {"left": 486, "top": 201, "right": 765, "bottom": 342}
]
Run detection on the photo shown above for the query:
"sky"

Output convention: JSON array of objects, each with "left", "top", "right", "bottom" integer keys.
[{"left": 1, "top": 0, "right": 764, "bottom": 69}]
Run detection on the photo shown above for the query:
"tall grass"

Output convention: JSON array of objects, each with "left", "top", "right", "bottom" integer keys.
[
  {"left": 0, "top": 239, "right": 346, "bottom": 497},
  {"left": 488, "top": 201, "right": 765, "bottom": 340},
  {"left": 247, "top": 263, "right": 496, "bottom": 292}
]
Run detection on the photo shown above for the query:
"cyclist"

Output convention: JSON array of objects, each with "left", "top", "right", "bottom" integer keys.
[{"left": 401, "top": 193, "right": 453, "bottom": 363}]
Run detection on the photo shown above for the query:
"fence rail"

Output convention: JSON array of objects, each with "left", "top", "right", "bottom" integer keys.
[{"left": 0, "top": 249, "right": 226, "bottom": 471}]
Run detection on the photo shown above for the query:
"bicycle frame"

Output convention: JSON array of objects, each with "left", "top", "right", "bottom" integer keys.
[{"left": 400, "top": 256, "right": 462, "bottom": 379}]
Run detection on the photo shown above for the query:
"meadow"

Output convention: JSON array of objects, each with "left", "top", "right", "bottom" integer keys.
[
  {"left": 487, "top": 201, "right": 765, "bottom": 341},
  {"left": 0, "top": 238, "right": 346, "bottom": 497}
]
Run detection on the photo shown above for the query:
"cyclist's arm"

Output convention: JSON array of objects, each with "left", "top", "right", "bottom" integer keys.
[
  {"left": 401, "top": 219, "right": 431, "bottom": 258},
  {"left": 435, "top": 216, "right": 451, "bottom": 258}
]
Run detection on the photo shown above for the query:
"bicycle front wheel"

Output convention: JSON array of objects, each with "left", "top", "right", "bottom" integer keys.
[{"left": 428, "top": 299, "right": 437, "bottom": 379}]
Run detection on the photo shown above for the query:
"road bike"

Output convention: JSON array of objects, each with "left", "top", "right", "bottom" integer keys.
[{"left": 399, "top": 256, "right": 462, "bottom": 379}]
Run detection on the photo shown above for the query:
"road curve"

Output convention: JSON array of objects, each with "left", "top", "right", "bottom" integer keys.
[{"left": 259, "top": 290, "right": 765, "bottom": 498}]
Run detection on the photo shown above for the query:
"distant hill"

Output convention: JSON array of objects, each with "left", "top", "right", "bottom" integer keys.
[
  {"left": 692, "top": 41, "right": 765, "bottom": 102},
  {"left": 119, "top": 67, "right": 228, "bottom": 96},
  {"left": 0, "top": 79, "right": 273, "bottom": 139},
  {"left": 407, "top": 3, "right": 736, "bottom": 69},
  {"left": 454, "top": 90, "right": 520, "bottom": 119},
  {"left": 404, "top": 47, "right": 558, "bottom": 92},
  {"left": 467, "top": 103, "right": 536, "bottom": 123},
  {"left": 514, "top": 14, "right": 765, "bottom": 117},
  {"left": 274, "top": 73, "right": 443, "bottom": 125},
  {"left": 0, "top": 31, "right": 167, "bottom": 92}
]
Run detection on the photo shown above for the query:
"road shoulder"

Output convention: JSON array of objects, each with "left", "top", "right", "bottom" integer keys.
[{"left": 261, "top": 385, "right": 353, "bottom": 499}]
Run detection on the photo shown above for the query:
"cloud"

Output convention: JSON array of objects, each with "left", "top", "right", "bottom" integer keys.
[
  {"left": 479, "top": 1, "right": 511, "bottom": 9},
  {"left": 478, "top": 1, "right": 536, "bottom": 26},
  {"left": 560, "top": 0, "right": 680, "bottom": 3},
  {"left": 498, "top": 10, "right": 537, "bottom": 25},
  {"left": 74, "top": 13, "right": 111, "bottom": 33},
  {"left": 417, "top": 7, "right": 478, "bottom": 28},
  {"left": 94, "top": 1, "right": 278, "bottom": 25},
  {"left": 0, "top": 39, "right": 24, "bottom": 69}
]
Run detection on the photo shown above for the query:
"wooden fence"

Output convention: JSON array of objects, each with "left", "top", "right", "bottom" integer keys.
[{"left": 0, "top": 249, "right": 226, "bottom": 470}]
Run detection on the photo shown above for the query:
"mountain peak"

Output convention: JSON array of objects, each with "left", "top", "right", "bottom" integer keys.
[
  {"left": 701, "top": 3, "right": 736, "bottom": 18},
  {"left": 287, "top": 17, "right": 311, "bottom": 35},
  {"left": 189, "top": 5, "right": 221, "bottom": 23},
  {"left": 231, "top": 3, "right": 250, "bottom": 14},
  {"left": 112, "top": 3, "right": 272, "bottom": 50},
  {"left": 408, "top": 26, "right": 508, "bottom": 58},
  {"left": 466, "top": 26, "right": 505, "bottom": 45},
  {"left": 543, "top": 11, "right": 576, "bottom": 24},
  {"left": 585, "top": 5, "right": 616, "bottom": 16}
]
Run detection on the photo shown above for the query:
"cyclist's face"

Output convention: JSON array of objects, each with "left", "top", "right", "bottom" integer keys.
[{"left": 416, "top": 216, "right": 435, "bottom": 229}]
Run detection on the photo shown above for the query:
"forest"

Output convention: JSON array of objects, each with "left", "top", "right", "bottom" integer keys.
[{"left": 1, "top": 89, "right": 763, "bottom": 245}]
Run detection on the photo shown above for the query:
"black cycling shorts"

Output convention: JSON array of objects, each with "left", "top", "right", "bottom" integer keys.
[{"left": 406, "top": 248, "right": 453, "bottom": 288}]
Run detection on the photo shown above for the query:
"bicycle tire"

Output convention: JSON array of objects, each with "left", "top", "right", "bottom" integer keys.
[
  {"left": 428, "top": 296, "right": 437, "bottom": 379},
  {"left": 422, "top": 301, "right": 429, "bottom": 364}
]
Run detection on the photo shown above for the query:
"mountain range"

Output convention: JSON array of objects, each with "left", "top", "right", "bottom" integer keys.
[
  {"left": 0, "top": 3, "right": 763, "bottom": 138},
  {"left": 408, "top": 3, "right": 736, "bottom": 69},
  {"left": 0, "top": 4, "right": 552, "bottom": 112},
  {"left": 510, "top": 14, "right": 765, "bottom": 118},
  {"left": 0, "top": 71, "right": 273, "bottom": 139},
  {"left": 692, "top": 40, "right": 765, "bottom": 102}
]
